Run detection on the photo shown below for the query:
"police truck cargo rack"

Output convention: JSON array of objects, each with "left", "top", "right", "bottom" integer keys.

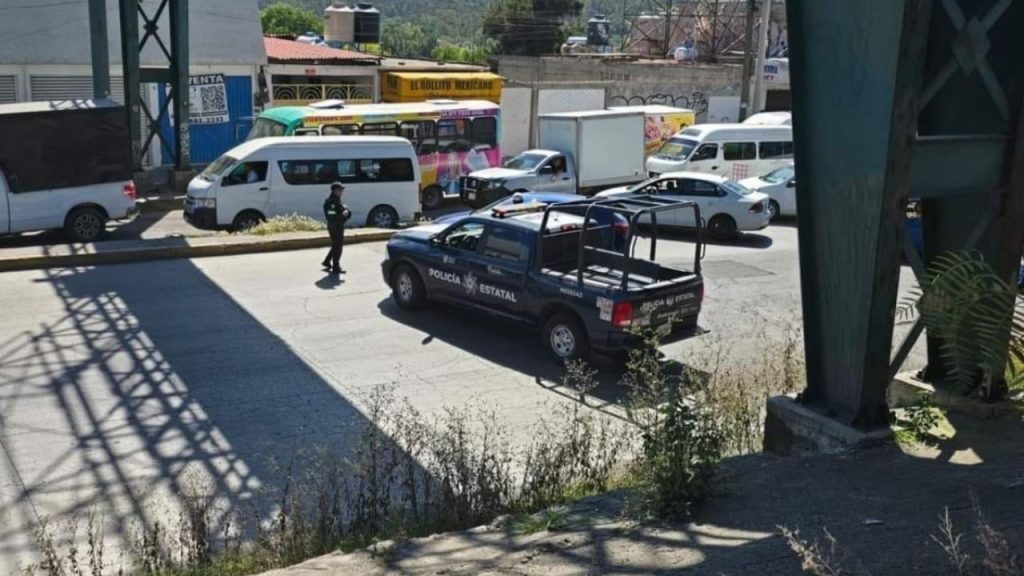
[{"left": 381, "top": 195, "right": 705, "bottom": 363}]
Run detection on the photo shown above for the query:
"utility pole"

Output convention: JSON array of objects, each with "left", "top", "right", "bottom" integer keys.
[
  {"left": 88, "top": 0, "right": 110, "bottom": 99},
  {"left": 738, "top": 0, "right": 755, "bottom": 121},
  {"left": 751, "top": 0, "right": 772, "bottom": 114}
]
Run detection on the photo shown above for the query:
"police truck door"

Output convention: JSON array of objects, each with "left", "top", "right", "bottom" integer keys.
[
  {"left": 466, "top": 223, "right": 528, "bottom": 316},
  {"left": 0, "top": 168, "right": 10, "bottom": 234}
]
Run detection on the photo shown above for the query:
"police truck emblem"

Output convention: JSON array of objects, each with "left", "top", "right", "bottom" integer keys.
[{"left": 463, "top": 272, "right": 478, "bottom": 295}]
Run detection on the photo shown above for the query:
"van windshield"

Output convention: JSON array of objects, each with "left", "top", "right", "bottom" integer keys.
[
  {"left": 200, "top": 154, "right": 238, "bottom": 181},
  {"left": 762, "top": 164, "right": 795, "bottom": 184},
  {"left": 655, "top": 137, "right": 699, "bottom": 160},
  {"left": 504, "top": 152, "right": 548, "bottom": 171}
]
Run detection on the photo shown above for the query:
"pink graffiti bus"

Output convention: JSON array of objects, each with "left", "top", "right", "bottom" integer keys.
[{"left": 249, "top": 100, "right": 501, "bottom": 210}]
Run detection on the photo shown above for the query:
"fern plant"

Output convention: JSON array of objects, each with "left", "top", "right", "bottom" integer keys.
[{"left": 899, "top": 251, "right": 1024, "bottom": 396}]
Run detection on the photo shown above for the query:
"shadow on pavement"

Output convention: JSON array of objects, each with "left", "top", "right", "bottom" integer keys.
[{"left": 0, "top": 246, "right": 422, "bottom": 565}]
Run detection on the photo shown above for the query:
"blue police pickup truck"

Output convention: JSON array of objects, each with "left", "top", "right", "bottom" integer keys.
[{"left": 381, "top": 196, "right": 705, "bottom": 362}]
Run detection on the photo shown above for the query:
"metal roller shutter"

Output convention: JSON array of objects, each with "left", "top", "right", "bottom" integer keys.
[
  {"left": 0, "top": 76, "right": 16, "bottom": 104},
  {"left": 30, "top": 75, "right": 126, "bottom": 103}
]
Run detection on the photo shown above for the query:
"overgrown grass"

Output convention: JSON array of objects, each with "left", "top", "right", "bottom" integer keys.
[
  {"left": 246, "top": 215, "right": 325, "bottom": 236},
  {"left": 782, "top": 497, "right": 1021, "bottom": 575},
  {"left": 24, "top": 323, "right": 807, "bottom": 575}
]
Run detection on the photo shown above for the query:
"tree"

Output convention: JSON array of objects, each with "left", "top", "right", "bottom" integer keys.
[
  {"left": 431, "top": 43, "right": 492, "bottom": 65},
  {"left": 382, "top": 21, "right": 435, "bottom": 58},
  {"left": 260, "top": 2, "right": 323, "bottom": 36},
  {"left": 483, "top": 0, "right": 582, "bottom": 56}
]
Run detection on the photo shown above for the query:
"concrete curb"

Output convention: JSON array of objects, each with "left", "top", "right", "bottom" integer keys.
[{"left": 0, "top": 229, "right": 395, "bottom": 273}]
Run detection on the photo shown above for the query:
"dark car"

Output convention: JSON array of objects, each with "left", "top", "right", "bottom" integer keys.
[
  {"left": 382, "top": 196, "right": 705, "bottom": 362},
  {"left": 435, "top": 191, "right": 630, "bottom": 249}
]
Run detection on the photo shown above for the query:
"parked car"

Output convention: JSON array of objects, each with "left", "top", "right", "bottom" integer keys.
[
  {"left": 436, "top": 191, "right": 630, "bottom": 249},
  {"left": 596, "top": 172, "right": 770, "bottom": 240},
  {"left": 646, "top": 124, "right": 792, "bottom": 182},
  {"left": 739, "top": 162, "right": 795, "bottom": 221},
  {"left": 0, "top": 100, "right": 137, "bottom": 242}
]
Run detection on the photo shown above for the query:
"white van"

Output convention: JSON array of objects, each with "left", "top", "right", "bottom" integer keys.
[
  {"left": 646, "top": 124, "right": 793, "bottom": 182},
  {"left": 185, "top": 136, "right": 420, "bottom": 231}
]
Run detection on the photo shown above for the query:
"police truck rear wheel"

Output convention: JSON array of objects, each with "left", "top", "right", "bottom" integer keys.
[
  {"left": 543, "top": 313, "right": 589, "bottom": 364},
  {"left": 392, "top": 265, "right": 425, "bottom": 310},
  {"left": 65, "top": 207, "right": 106, "bottom": 242}
]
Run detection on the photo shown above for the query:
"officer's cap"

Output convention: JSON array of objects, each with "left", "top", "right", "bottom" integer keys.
[{"left": 331, "top": 182, "right": 345, "bottom": 191}]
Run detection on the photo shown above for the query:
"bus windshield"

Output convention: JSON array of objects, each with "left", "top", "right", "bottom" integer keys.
[
  {"left": 247, "top": 117, "right": 287, "bottom": 140},
  {"left": 655, "top": 137, "right": 699, "bottom": 160},
  {"left": 504, "top": 152, "right": 548, "bottom": 171}
]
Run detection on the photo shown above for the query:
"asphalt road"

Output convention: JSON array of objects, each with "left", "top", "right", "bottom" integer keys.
[{"left": 0, "top": 223, "right": 926, "bottom": 572}]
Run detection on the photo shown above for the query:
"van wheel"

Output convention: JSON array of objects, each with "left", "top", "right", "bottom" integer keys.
[
  {"left": 707, "top": 214, "right": 737, "bottom": 241},
  {"left": 422, "top": 186, "right": 444, "bottom": 211},
  {"left": 768, "top": 200, "right": 781, "bottom": 222},
  {"left": 368, "top": 206, "right": 399, "bottom": 229},
  {"left": 543, "top": 313, "right": 590, "bottom": 364},
  {"left": 64, "top": 207, "right": 107, "bottom": 242},
  {"left": 391, "top": 264, "right": 426, "bottom": 310},
  {"left": 232, "top": 210, "right": 264, "bottom": 232}
]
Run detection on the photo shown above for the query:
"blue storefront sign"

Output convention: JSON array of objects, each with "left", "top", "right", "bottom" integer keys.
[{"left": 159, "top": 74, "right": 254, "bottom": 166}]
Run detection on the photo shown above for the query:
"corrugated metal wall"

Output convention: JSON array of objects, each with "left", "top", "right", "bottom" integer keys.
[
  {"left": 159, "top": 75, "right": 253, "bottom": 166},
  {"left": 0, "top": 76, "right": 16, "bottom": 103},
  {"left": 28, "top": 75, "right": 125, "bottom": 103}
]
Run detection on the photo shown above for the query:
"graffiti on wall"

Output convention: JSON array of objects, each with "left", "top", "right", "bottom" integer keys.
[{"left": 609, "top": 92, "right": 710, "bottom": 119}]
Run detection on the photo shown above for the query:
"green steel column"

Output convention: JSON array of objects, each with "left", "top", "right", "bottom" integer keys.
[
  {"left": 88, "top": 0, "right": 110, "bottom": 99},
  {"left": 786, "top": 0, "right": 929, "bottom": 427},
  {"left": 119, "top": 0, "right": 142, "bottom": 170},
  {"left": 169, "top": 0, "right": 190, "bottom": 169}
]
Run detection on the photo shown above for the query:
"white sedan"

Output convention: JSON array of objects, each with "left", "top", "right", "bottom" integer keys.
[
  {"left": 739, "top": 163, "right": 796, "bottom": 221},
  {"left": 596, "top": 172, "right": 771, "bottom": 240}
]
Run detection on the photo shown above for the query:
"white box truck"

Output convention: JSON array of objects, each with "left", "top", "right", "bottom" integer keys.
[{"left": 459, "top": 110, "right": 645, "bottom": 208}]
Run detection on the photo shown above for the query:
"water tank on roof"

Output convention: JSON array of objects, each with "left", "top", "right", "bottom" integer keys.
[
  {"left": 353, "top": 2, "right": 380, "bottom": 45},
  {"left": 587, "top": 14, "right": 610, "bottom": 46},
  {"left": 324, "top": 2, "right": 355, "bottom": 45}
]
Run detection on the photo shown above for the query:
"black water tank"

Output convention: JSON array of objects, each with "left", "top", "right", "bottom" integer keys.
[
  {"left": 354, "top": 2, "right": 380, "bottom": 45},
  {"left": 587, "top": 14, "right": 610, "bottom": 46}
]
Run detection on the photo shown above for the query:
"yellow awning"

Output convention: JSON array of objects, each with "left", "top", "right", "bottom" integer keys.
[{"left": 381, "top": 72, "right": 504, "bottom": 103}]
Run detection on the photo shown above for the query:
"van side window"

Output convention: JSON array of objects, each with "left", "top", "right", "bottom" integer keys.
[
  {"left": 691, "top": 143, "right": 718, "bottom": 161},
  {"left": 223, "top": 161, "right": 268, "bottom": 186},
  {"left": 279, "top": 158, "right": 414, "bottom": 185},
  {"left": 759, "top": 141, "right": 794, "bottom": 159},
  {"left": 376, "top": 158, "right": 415, "bottom": 182},
  {"left": 723, "top": 142, "right": 757, "bottom": 161},
  {"left": 321, "top": 124, "right": 358, "bottom": 135}
]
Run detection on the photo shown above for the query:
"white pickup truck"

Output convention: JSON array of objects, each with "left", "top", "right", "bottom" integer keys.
[
  {"left": 460, "top": 110, "right": 646, "bottom": 208},
  {"left": 0, "top": 100, "right": 137, "bottom": 242}
]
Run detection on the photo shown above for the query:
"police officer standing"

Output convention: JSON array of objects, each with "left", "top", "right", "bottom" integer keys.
[{"left": 322, "top": 182, "right": 351, "bottom": 273}]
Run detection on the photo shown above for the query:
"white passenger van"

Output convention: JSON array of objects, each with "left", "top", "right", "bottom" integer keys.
[
  {"left": 185, "top": 136, "right": 420, "bottom": 231},
  {"left": 646, "top": 124, "right": 793, "bottom": 182}
]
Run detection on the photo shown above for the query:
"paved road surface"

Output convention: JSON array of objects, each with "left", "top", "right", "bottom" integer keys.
[{"left": 0, "top": 223, "right": 925, "bottom": 572}]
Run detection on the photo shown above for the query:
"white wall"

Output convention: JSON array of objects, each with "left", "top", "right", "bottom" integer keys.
[{"left": 0, "top": 0, "right": 266, "bottom": 66}]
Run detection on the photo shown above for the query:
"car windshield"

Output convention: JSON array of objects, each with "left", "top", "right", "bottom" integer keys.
[
  {"left": 504, "top": 153, "right": 548, "bottom": 171},
  {"left": 200, "top": 154, "right": 238, "bottom": 181},
  {"left": 721, "top": 180, "right": 753, "bottom": 196},
  {"left": 762, "top": 164, "right": 795, "bottom": 184},
  {"left": 655, "top": 137, "right": 699, "bottom": 160}
]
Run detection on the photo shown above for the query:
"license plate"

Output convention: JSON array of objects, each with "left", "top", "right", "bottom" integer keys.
[{"left": 467, "top": 192, "right": 476, "bottom": 200}]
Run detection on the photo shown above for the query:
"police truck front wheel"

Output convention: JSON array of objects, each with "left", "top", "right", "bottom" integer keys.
[
  {"left": 64, "top": 206, "right": 107, "bottom": 242},
  {"left": 391, "top": 264, "right": 426, "bottom": 310},
  {"left": 543, "top": 313, "right": 589, "bottom": 364}
]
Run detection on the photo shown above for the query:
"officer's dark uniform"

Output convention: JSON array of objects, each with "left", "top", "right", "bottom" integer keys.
[{"left": 322, "top": 186, "right": 351, "bottom": 273}]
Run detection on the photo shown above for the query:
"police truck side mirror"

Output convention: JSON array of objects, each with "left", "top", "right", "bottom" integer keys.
[
  {"left": 787, "top": 179, "right": 796, "bottom": 188},
  {"left": 429, "top": 235, "right": 440, "bottom": 246}
]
